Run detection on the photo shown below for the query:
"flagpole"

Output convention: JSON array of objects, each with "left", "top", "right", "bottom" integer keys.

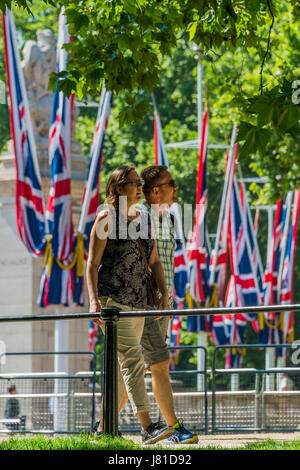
[
  {"left": 53, "top": 8, "right": 72, "bottom": 432},
  {"left": 209, "top": 123, "right": 237, "bottom": 287},
  {"left": 275, "top": 192, "right": 293, "bottom": 379},
  {"left": 195, "top": 56, "right": 207, "bottom": 393},
  {"left": 264, "top": 205, "right": 276, "bottom": 390},
  {"left": 277, "top": 192, "right": 293, "bottom": 296},
  {"left": 54, "top": 306, "right": 68, "bottom": 434}
]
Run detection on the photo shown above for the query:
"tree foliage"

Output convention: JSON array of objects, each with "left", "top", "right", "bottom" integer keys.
[
  {"left": 0, "top": 0, "right": 299, "bottom": 368},
  {"left": 0, "top": 0, "right": 299, "bottom": 197},
  {"left": 56, "top": 1, "right": 299, "bottom": 185}
]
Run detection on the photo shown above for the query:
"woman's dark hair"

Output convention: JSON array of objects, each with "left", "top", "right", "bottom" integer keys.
[
  {"left": 140, "top": 165, "right": 168, "bottom": 196},
  {"left": 105, "top": 165, "right": 136, "bottom": 208}
]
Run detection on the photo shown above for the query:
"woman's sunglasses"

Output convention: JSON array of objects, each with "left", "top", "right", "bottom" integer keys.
[
  {"left": 155, "top": 179, "right": 177, "bottom": 188},
  {"left": 123, "top": 179, "right": 144, "bottom": 187}
]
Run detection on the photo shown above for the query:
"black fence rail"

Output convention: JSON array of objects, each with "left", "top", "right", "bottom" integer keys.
[
  {"left": 1, "top": 303, "right": 300, "bottom": 436},
  {"left": 212, "top": 344, "right": 300, "bottom": 433},
  {"left": 0, "top": 352, "right": 97, "bottom": 434}
]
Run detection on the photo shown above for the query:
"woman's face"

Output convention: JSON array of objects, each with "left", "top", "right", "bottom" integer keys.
[{"left": 118, "top": 170, "right": 143, "bottom": 206}]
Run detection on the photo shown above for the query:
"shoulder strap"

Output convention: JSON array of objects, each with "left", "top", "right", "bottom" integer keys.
[
  {"left": 170, "top": 213, "right": 175, "bottom": 227},
  {"left": 137, "top": 238, "right": 150, "bottom": 270}
]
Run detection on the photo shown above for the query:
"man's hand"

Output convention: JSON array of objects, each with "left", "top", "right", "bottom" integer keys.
[{"left": 155, "top": 292, "right": 169, "bottom": 320}]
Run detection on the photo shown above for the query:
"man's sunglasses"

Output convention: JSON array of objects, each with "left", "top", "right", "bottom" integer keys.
[
  {"left": 123, "top": 179, "right": 144, "bottom": 187},
  {"left": 155, "top": 179, "right": 177, "bottom": 188}
]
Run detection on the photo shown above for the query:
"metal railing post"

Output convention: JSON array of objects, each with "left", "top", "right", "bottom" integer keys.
[
  {"left": 101, "top": 306, "right": 120, "bottom": 437},
  {"left": 211, "top": 346, "right": 218, "bottom": 434}
]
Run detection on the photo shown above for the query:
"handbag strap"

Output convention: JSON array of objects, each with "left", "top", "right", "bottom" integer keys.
[{"left": 137, "top": 238, "right": 150, "bottom": 271}]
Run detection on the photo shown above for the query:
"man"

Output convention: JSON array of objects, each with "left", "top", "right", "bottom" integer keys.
[
  {"left": 4, "top": 384, "right": 20, "bottom": 431},
  {"left": 138, "top": 165, "right": 198, "bottom": 444}
]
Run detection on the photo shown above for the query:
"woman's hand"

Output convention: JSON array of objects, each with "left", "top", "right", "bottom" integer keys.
[{"left": 89, "top": 299, "right": 103, "bottom": 326}]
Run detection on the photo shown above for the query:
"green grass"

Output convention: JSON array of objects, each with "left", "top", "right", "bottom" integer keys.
[
  {"left": 0, "top": 434, "right": 142, "bottom": 451},
  {"left": 0, "top": 435, "right": 300, "bottom": 450}
]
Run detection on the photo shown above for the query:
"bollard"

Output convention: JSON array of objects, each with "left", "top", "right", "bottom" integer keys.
[{"left": 101, "top": 306, "right": 120, "bottom": 437}]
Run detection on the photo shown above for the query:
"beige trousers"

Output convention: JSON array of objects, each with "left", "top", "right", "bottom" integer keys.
[{"left": 100, "top": 297, "right": 150, "bottom": 415}]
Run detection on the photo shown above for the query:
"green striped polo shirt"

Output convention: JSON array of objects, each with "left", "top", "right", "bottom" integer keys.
[{"left": 140, "top": 201, "right": 176, "bottom": 308}]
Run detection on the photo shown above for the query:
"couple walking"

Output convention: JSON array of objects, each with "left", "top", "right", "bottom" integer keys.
[{"left": 87, "top": 164, "right": 198, "bottom": 445}]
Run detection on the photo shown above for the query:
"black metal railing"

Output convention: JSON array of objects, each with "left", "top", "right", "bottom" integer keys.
[{"left": 1, "top": 303, "right": 300, "bottom": 436}]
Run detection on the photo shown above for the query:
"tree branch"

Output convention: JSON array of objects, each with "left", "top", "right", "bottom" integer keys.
[{"left": 260, "top": 0, "right": 275, "bottom": 95}]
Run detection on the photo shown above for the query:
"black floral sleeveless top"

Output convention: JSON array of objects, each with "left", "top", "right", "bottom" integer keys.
[{"left": 97, "top": 208, "right": 154, "bottom": 308}]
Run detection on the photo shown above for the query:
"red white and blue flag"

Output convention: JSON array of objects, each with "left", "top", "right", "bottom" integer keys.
[
  {"left": 229, "top": 178, "right": 262, "bottom": 311},
  {"left": 209, "top": 140, "right": 237, "bottom": 304},
  {"left": 173, "top": 240, "right": 188, "bottom": 304},
  {"left": 258, "top": 198, "right": 289, "bottom": 345},
  {"left": 239, "top": 182, "right": 264, "bottom": 297},
  {"left": 2, "top": 8, "right": 46, "bottom": 257},
  {"left": 211, "top": 275, "right": 234, "bottom": 346},
  {"left": 46, "top": 7, "right": 74, "bottom": 262},
  {"left": 88, "top": 320, "right": 98, "bottom": 353},
  {"left": 169, "top": 316, "right": 182, "bottom": 369},
  {"left": 38, "top": 8, "right": 75, "bottom": 307},
  {"left": 79, "top": 86, "right": 112, "bottom": 257},
  {"left": 187, "top": 107, "right": 211, "bottom": 305},
  {"left": 71, "top": 87, "right": 112, "bottom": 306},
  {"left": 263, "top": 200, "right": 284, "bottom": 309},
  {"left": 153, "top": 99, "right": 188, "bottom": 307},
  {"left": 226, "top": 276, "right": 247, "bottom": 348},
  {"left": 279, "top": 189, "right": 300, "bottom": 343}
]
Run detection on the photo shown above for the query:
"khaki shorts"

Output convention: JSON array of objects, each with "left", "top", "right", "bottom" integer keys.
[
  {"left": 140, "top": 315, "right": 170, "bottom": 369},
  {"left": 100, "top": 297, "right": 150, "bottom": 415}
]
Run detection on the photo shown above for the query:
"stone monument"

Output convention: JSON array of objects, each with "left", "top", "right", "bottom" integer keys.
[{"left": 0, "top": 30, "right": 91, "bottom": 375}]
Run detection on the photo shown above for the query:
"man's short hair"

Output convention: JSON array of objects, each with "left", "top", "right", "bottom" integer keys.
[{"left": 141, "top": 165, "right": 168, "bottom": 196}]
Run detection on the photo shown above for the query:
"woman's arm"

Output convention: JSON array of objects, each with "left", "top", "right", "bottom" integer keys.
[
  {"left": 149, "top": 240, "right": 169, "bottom": 310},
  {"left": 86, "top": 211, "right": 110, "bottom": 321}
]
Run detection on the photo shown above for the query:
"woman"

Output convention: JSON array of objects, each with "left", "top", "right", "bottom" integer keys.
[{"left": 86, "top": 165, "right": 173, "bottom": 445}]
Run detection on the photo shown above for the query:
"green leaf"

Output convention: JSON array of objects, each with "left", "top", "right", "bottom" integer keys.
[
  {"left": 278, "top": 104, "right": 300, "bottom": 131},
  {"left": 188, "top": 21, "right": 198, "bottom": 41},
  {"left": 257, "top": 104, "right": 274, "bottom": 127}
]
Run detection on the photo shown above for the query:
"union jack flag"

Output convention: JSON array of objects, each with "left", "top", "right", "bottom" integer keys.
[
  {"left": 279, "top": 189, "right": 300, "bottom": 344},
  {"left": 173, "top": 240, "right": 188, "bottom": 304},
  {"left": 71, "top": 87, "right": 112, "bottom": 306},
  {"left": 152, "top": 98, "right": 188, "bottom": 307},
  {"left": 169, "top": 316, "right": 182, "bottom": 369},
  {"left": 46, "top": 7, "right": 74, "bottom": 262},
  {"left": 258, "top": 197, "right": 290, "bottom": 345},
  {"left": 209, "top": 138, "right": 237, "bottom": 304},
  {"left": 239, "top": 182, "right": 264, "bottom": 297},
  {"left": 38, "top": 8, "right": 75, "bottom": 307},
  {"left": 79, "top": 86, "right": 112, "bottom": 257},
  {"left": 224, "top": 275, "right": 246, "bottom": 368},
  {"left": 88, "top": 320, "right": 99, "bottom": 353},
  {"left": 263, "top": 200, "right": 284, "bottom": 308},
  {"left": 229, "top": 177, "right": 262, "bottom": 311},
  {"left": 2, "top": 8, "right": 46, "bottom": 257},
  {"left": 187, "top": 107, "right": 210, "bottom": 305}
]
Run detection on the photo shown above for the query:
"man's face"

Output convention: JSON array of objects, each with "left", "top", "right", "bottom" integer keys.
[{"left": 155, "top": 171, "right": 178, "bottom": 205}]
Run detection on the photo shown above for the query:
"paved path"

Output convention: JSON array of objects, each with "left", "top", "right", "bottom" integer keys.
[{"left": 128, "top": 431, "right": 300, "bottom": 449}]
